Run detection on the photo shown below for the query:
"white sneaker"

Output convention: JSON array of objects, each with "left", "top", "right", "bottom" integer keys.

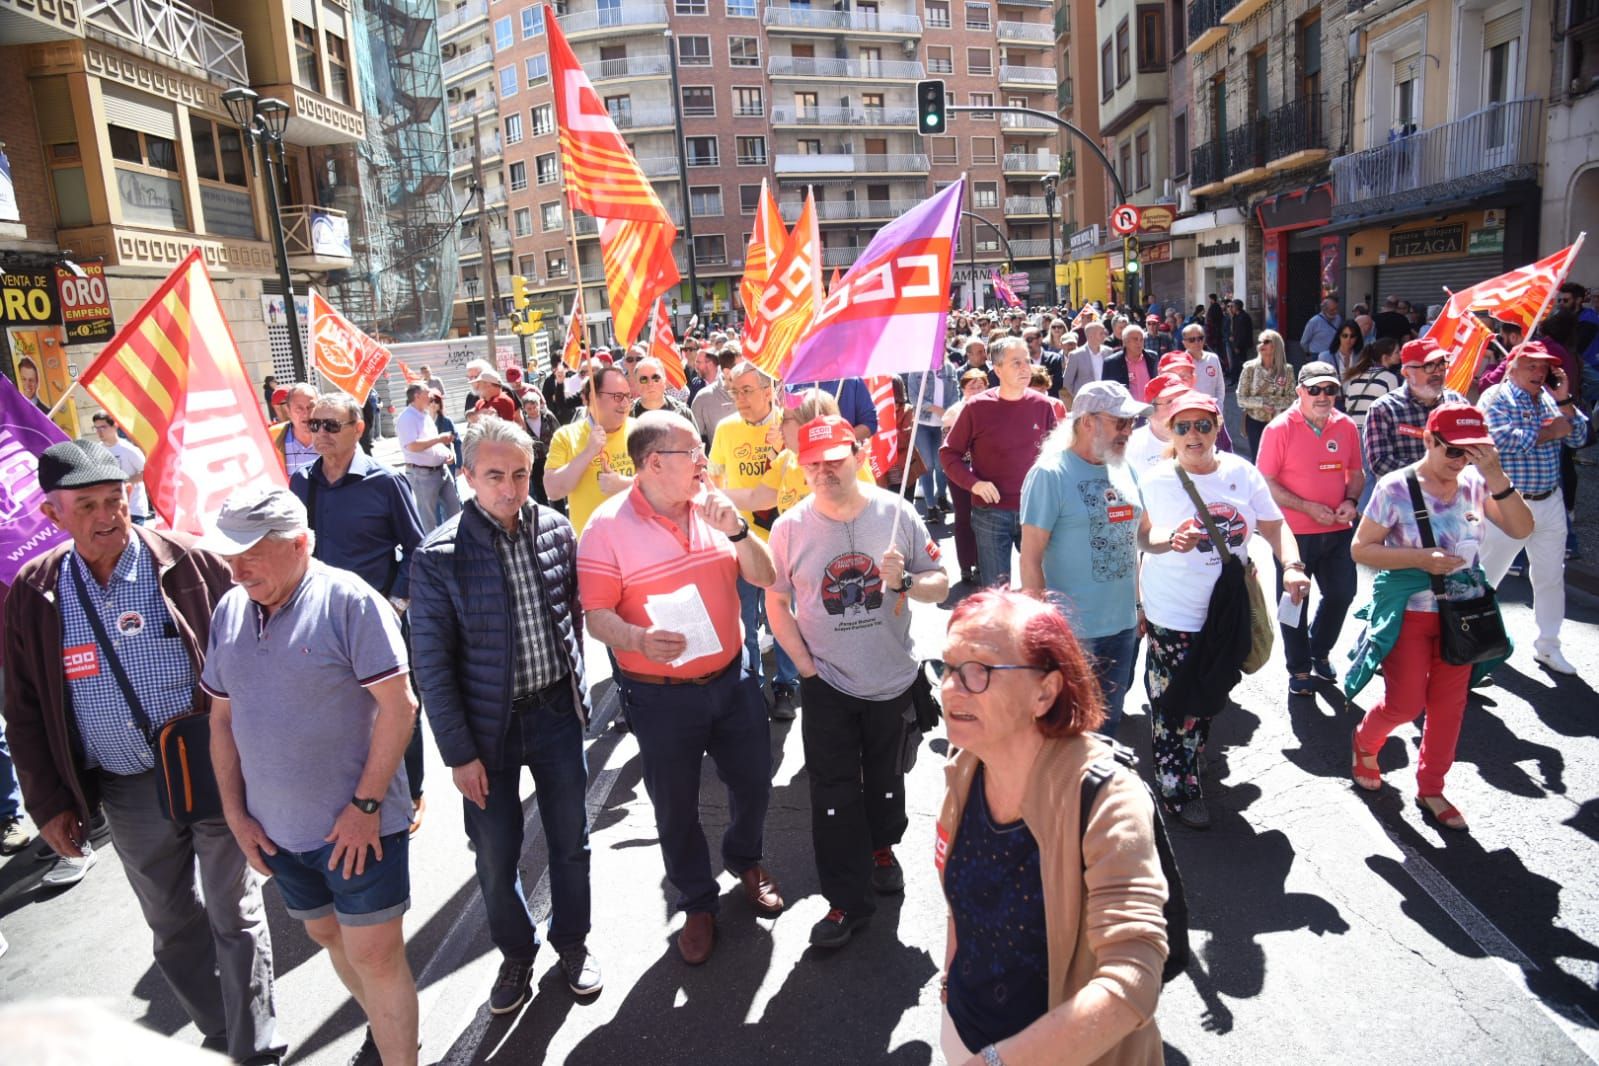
[
  {"left": 40, "top": 844, "right": 96, "bottom": 888},
  {"left": 1533, "top": 647, "right": 1577, "bottom": 675}
]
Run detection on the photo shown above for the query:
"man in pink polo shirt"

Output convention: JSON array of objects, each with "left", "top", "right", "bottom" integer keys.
[
  {"left": 1255, "top": 360, "right": 1364, "bottom": 696},
  {"left": 576, "top": 410, "right": 785, "bottom": 967}
]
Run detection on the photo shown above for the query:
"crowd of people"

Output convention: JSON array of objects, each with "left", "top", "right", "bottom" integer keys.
[{"left": 0, "top": 276, "right": 1595, "bottom": 1065}]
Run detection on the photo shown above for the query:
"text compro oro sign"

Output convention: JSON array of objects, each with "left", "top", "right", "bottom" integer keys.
[{"left": 54, "top": 261, "right": 116, "bottom": 345}]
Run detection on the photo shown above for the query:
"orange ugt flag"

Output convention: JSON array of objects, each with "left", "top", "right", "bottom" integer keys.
[
  {"left": 78, "top": 249, "right": 286, "bottom": 534},
  {"left": 310, "top": 290, "right": 392, "bottom": 403},
  {"left": 563, "top": 287, "right": 587, "bottom": 370},
  {"left": 743, "top": 191, "right": 821, "bottom": 380},
  {"left": 740, "top": 179, "right": 786, "bottom": 317},
  {"left": 397, "top": 360, "right": 425, "bottom": 385},
  {"left": 647, "top": 298, "right": 687, "bottom": 389},
  {"left": 600, "top": 215, "right": 681, "bottom": 347}
]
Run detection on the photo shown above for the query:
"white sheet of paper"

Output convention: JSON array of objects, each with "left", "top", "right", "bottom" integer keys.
[
  {"left": 645, "top": 584, "right": 724, "bottom": 668},
  {"left": 1277, "top": 590, "right": 1304, "bottom": 627}
]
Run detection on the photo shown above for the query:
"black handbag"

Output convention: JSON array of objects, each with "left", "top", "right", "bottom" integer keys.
[
  {"left": 69, "top": 562, "right": 222, "bottom": 824},
  {"left": 1405, "top": 471, "right": 1510, "bottom": 666}
]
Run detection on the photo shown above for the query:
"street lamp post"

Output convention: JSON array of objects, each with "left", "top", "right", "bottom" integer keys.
[
  {"left": 221, "top": 87, "right": 308, "bottom": 384},
  {"left": 1042, "top": 175, "right": 1059, "bottom": 307},
  {"left": 465, "top": 277, "right": 481, "bottom": 334}
]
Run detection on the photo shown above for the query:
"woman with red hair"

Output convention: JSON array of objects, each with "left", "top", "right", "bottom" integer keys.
[{"left": 936, "top": 589, "right": 1168, "bottom": 1066}]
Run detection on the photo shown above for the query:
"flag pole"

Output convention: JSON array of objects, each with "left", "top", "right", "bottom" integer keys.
[
  {"left": 889, "top": 364, "right": 933, "bottom": 616},
  {"left": 46, "top": 381, "right": 80, "bottom": 420},
  {"left": 565, "top": 209, "right": 587, "bottom": 357},
  {"left": 1522, "top": 231, "right": 1585, "bottom": 339}
]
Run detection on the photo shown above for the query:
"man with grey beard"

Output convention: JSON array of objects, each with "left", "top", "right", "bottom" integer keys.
[
  {"left": 1018, "top": 381, "right": 1150, "bottom": 735},
  {"left": 1362, "top": 337, "right": 1467, "bottom": 480}
]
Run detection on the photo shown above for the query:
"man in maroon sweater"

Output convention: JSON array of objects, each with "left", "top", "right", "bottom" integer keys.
[{"left": 939, "top": 337, "right": 1060, "bottom": 586}]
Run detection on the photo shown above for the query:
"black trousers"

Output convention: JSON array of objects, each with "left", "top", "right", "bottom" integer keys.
[{"left": 798, "top": 674, "right": 912, "bottom": 916}]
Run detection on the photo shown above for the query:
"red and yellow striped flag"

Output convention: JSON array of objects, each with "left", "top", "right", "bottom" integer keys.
[
  {"left": 648, "top": 298, "right": 687, "bottom": 389},
  {"left": 77, "top": 249, "right": 286, "bottom": 533},
  {"left": 744, "top": 191, "right": 821, "bottom": 380},
  {"left": 600, "top": 215, "right": 681, "bottom": 346},
  {"left": 739, "top": 179, "right": 786, "bottom": 318},
  {"left": 563, "top": 286, "right": 586, "bottom": 370}
]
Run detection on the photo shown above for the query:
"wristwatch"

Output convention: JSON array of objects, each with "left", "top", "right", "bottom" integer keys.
[
  {"left": 894, "top": 573, "right": 914, "bottom": 593},
  {"left": 727, "top": 517, "right": 750, "bottom": 542},
  {"left": 351, "top": 796, "right": 381, "bottom": 814},
  {"left": 980, "top": 1046, "right": 1006, "bottom": 1066}
]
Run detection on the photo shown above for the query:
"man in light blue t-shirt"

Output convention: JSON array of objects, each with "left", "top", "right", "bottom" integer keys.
[{"left": 1019, "top": 381, "right": 1149, "bottom": 734}]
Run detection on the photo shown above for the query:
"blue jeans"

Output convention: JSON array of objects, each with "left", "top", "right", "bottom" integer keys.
[
  {"left": 462, "top": 683, "right": 591, "bottom": 961},
  {"left": 618, "top": 663, "right": 772, "bottom": 914},
  {"left": 0, "top": 685, "right": 21, "bottom": 819},
  {"left": 1080, "top": 625, "right": 1140, "bottom": 737},
  {"left": 1275, "top": 527, "right": 1357, "bottom": 676},
  {"left": 970, "top": 505, "right": 1021, "bottom": 588},
  {"left": 914, "top": 423, "right": 950, "bottom": 506},
  {"left": 738, "top": 575, "right": 798, "bottom": 691}
]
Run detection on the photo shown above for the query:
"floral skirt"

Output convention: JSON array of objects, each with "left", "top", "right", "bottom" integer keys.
[{"left": 1144, "top": 623, "right": 1212, "bottom": 806}]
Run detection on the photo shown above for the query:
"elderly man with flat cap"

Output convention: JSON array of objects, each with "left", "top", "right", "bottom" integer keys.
[{"left": 3, "top": 440, "right": 285, "bottom": 1064}]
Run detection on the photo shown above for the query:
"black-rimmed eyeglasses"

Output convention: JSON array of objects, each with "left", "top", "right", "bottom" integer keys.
[{"left": 938, "top": 660, "right": 1054, "bottom": 694}]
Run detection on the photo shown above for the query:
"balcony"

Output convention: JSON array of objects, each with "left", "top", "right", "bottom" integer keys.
[
  {"left": 2, "top": 0, "right": 83, "bottom": 40},
  {"left": 83, "top": 0, "right": 249, "bottom": 85},
  {"left": 455, "top": 184, "right": 507, "bottom": 212},
  {"left": 442, "top": 44, "right": 493, "bottom": 81},
  {"left": 1008, "top": 238, "right": 1053, "bottom": 258},
  {"left": 767, "top": 56, "right": 925, "bottom": 81},
  {"left": 780, "top": 198, "right": 926, "bottom": 223},
  {"left": 822, "top": 247, "right": 865, "bottom": 267},
  {"left": 1057, "top": 77, "right": 1074, "bottom": 109},
  {"left": 1053, "top": 4, "right": 1070, "bottom": 37},
  {"left": 763, "top": 6, "right": 922, "bottom": 35},
  {"left": 636, "top": 155, "right": 682, "bottom": 178},
  {"left": 450, "top": 135, "right": 502, "bottom": 170},
  {"left": 1002, "top": 151, "right": 1060, "bottom": 174},
  {"left": 1189, "top": 139, "right": 1225, "bottom": 194},
  {"left": 1331, "top": 97, "right": 1544, "bottom": 223},
  {"left": 281, "top": 206, "right": 352, "bottom": 271},
  {"left": 678, "top": 250, "right": 744, "bottom": 270},
  {"left": 456, "top": 227, "right": 511, "bottom": 259},
  {"left": 1187, "top": 0, "right": 1232, "bottom": 54},
  {"left": 249, "top": 82, "right": 366, "bottom": 145},
  {"left": 1265, "top": 94, "right": 1329, "bottom": 171},
  {"left": 448, "top": 93, "right": 497, "bottom": 124},
  {"left": 773, "top": 152, "right": 929, "bottom": 175},
  {"left": 609, "top": 105, "right": 677, "bottom": 130},
  {"left": 1005, "top": 196, "right": 1052, "bottom": 215},
  {"left": 1221, "top": 0, "right": 1269, "bottom": 26},
  {"left": 998, "top": 0, "right": 1050, "bottom": 7},
  {"left": 769, "top": 104, "right": 919, "bottom": 128},
  {"left": 436, "top": 0, "right": 488, "bottom": 39},
  {"left": 584, "top": 53, "right": 672, "bottom": 82},
  {"left": 1224, "top": 118, "right": 1269, "bottom": 185},
  {"left": 998, "top": 64, "right": 1055, "bottom": 87},
  {"left": 1001, "top": 111, "right": 1057, "bottom": 131},
  {"left": 997, "top": 19, "right": 1053, "bottom": 43},
  {"left": 558, "top": 2, "right": 668, "bottom": 40}
]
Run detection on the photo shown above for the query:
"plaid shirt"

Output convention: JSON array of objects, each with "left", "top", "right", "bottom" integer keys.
[
  {"left": 1479, "top": 380, "right": 1590, "bottom": 494},
  {"left": 478, "top": 500, "right": 565, "bottom": 697},
  {"left": 1362, "top": 385, "right": 1468, "bottom": 478},
  {"left": 59, "top": 537, "right": 197, "bottom": 775}
]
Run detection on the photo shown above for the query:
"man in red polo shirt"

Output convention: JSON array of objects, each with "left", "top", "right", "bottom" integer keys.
[
  {"left": 577, "top": 410, "right": 785, "bottom": 967},
  {"left": 1255, "top": 360, "right": 1363, "bottom": 695}
]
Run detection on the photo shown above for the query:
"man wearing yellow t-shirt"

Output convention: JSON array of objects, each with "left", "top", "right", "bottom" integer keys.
[
  {"left": 709, "top": 361, "right": 797, "bottom": 718},
  {"left": 545, "top": 366, "right": 636, "bottom": 536}
]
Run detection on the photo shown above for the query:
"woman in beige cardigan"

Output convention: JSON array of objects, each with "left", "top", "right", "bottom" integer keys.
[{"left": 937, "top": 589, "right": 1168, "bottom": 1066}]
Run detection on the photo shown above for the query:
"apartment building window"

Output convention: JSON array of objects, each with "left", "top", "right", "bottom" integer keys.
[
  {"left": 728, "top": 0, "right": 756, "bottom": 15},
  {"left": 975, "top": 234, "right": 999, "bottom": 253},
  {"left": 1135, "top": 129, "right": 1150, "bottom": 189},
  {"left": 730, "top": 37, "right": 760, "bottom": 67},
  {"left": 326, "top": 29, "right": 352, "bottom": 105},
  {"left": 518, "top": 254, "right": 537, "bottom": 277},
  {"left": 682, "top": 86, "right": 715, "bottom": 116},
  {"left": 504, "top": 112, "right": 524, "bottom": 144},
  {"left": 967, "top": 47, "right": 993, "bottom": 75},
  {"left": 108, "top": 122, "right": 186, "bottom": 229},
  {"left": 531, "top": 104, "right": 553, "bottom": 135},
  {"left": 1250, "top": 48, "right": 1268, "bottom": 114},
  {"left": 972, "top": 181, "right": 998, "bottom": 208},
  {"left": 545, "top": 250, "right": 568, "bottom": 278},
  {"left": 495, "top": 15, "right": 514, "bottom": 49},
  {"left": 690, "top": 185, "right": 724, "bottom": 216},
  {"left": 1136, "top": 5, "right": 1164, "bottom": 71},
  {"left": 536, "top": 153, "right": 560, "bottom": 184},
  {"left": 798, "top": 137, "right": 823, "bottom": 154},
  {"left": 602, "top": 95, "right": 631, "bottom": 127},
  {"left": 965, "top": 2, "right": 990, "bottom": 30},
  {"left": 510, "top": 160, "right": 529, "bottom": 190},
  {"left": 971, "top": 136, "right": 997, "bottom": 163},
  {"left": 522, "top": 5, "right": 544, "bottom": 37},
  {"left": 190, "top": 114, "right": 253, "bottom": 238},
  {"left": 514, "top": 207, "right": 532, "bottom": 237},
  {"left": 541, "top": 201, "right": 564, "bottom": 231},
  {"left": 679, "top": 36, "right": 711, "bottom": 65},
  {"left": 734, "top": 86, "right": 764, "bottom": 116},
  {"left": 526, "top": 55, "right": 549, "bottom": 86},
  {"left": 675, "top": 0, "right": 707, "bottom": 13},
  {"left": 694, "top": 234, "right": 729, "bottom": 265},
  {"left": 496, "top": 66, "right": 517, "bottom": 98},
  {"left": 1119, "top": 142, "right": 1132, "bottom": 190},
  {"left": 687, "top": 136, "right": 719, "bottom": 165},
  {"left": 1170, "top": 0, "right": 1183, "bottom": 56},
  {"left": 294, "top": 21, "right": 322, "bottom": 93},
  {"left": 736, "top": 135, "right": 767, "bottom": 164},
  {"left": 928, "top": 136, "right": 958, "bottom": 164},
  {"left": 1298, "top": 14, "right": 1321, "bottom": 102},
  {"left": 1101, "top": 41, "right": 1114, "bottom": 101},
  {"left": 926, "top": 1, "right": 951, "bottom": 27},
  {"left": 1116, "top": 20, "right": 1130, "bottom": 86},
  {"left": 970, "top": 91, "right": 994, "bottom": 118},
  {"left": 928, "top": 46, "right": 954, "bottom": 74},
  {"left": 740, "top": 184, "right": 762, "bottom": 212},
  {"left": 1173, "top": 111, "right": 1188, "bottom": 176}
]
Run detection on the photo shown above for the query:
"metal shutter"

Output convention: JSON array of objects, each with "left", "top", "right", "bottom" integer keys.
[
  {"left": 1394, "top": 53, "right": 1421, "bottom": 84},
  {"left": 101, "top": 84, "right": 177, "bottom": 140},
  {"left": 1373, "top": 253, "right": 1508, "bottom": 316},
  {"left": 1484, "top": 13, "right": 1519, "bottom": 50}
]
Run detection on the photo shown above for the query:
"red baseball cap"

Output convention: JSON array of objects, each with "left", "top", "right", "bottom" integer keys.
[
  {"left": 504, "top": 365, "right": 523, "bottom": 382},
  {"left": 1168, "top": 390, "right": 1220, "bottom": 418},
  {"left": 795, "top": 415, "right": 856, "bottom": 465},
  {"left": 1400, "top": 336, "right": 1447, "bottom": 366},
  {"left": 1510, "top": 339, "right": 1561, "bottom": 363},
  {"left": 1157, "top": 351, "right": 1196, "bottom": 375},
  {"left": 270, "top": 387, "right": 288, "bottom": 405},
  {"left": 1144, "top": 372, "right": 1186, "bottom": 404},
  {"left": 1426, "top": 402, "right": 1493, "bottom": 446},
  {"left": 593, "top": 352, "right": 614, "bottom": 366}
]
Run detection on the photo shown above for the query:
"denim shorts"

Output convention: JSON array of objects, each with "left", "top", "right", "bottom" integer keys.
[{"left": 263, "top": 830, "right": 411, "bottom": 926}]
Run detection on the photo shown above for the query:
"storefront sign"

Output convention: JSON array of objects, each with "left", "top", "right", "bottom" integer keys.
[
  {"left": 54, "top": 261, "right": 115, "bottom": 345},
  {"left": 201, "top": 186, "right": 256, "bottom": 240},
  {"left": 1197, "top": 238, "right": 1240, "bottom": 259},
  {"left": 1138, "top": 206, "right": 1175, "bottom": 234},
  {"left": 1468, "top": 228, "right": 1504, "bottom": 255},
  {"left": 1388, "top": 224, "right": 1465, "bottom": 259},
  {"left": 1069, "top": 224, "right": 1102, "bottom": 252},
  {"left": 1262, "top": 246, "right": 1280, "bottom": 330},
  {"left": 311, "top": 209, "right": 352, "bottom": 258},
  {"left": 0, "top": 149, "right": 18, "bottom": 224},
  {"left": 1004, "top": 271, "right": 1029, "bottom": 295},
  {"left": 1320, "top": 237, "right": 1343, "bottom": 300},
  {"left": 1054, "top": 263, "right": 1071, "bottom": 286},
  {"left": 0, "top": 270, "right": 60, "bottom": 325},
  {"left": 1141, "top": 241, "right": 1172, "bottom": 265}
]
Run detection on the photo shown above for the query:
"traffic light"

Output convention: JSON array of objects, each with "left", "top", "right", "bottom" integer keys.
[
  {"left": 1123, "top": 236, "right": 1141, "bottom": 276},
  {"left": 510, "top": 308, "right": 544, "bottom": 335},
  {"left": 916, "top": 79, "right": 948, "bottom": 135},
  {"left": 511, "top": 275, "right": 530, "bottom": 311}
]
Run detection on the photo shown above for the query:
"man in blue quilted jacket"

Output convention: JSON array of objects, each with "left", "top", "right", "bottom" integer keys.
[{"left": 408, "top": 418, "right": 597, "bottom": 1018}]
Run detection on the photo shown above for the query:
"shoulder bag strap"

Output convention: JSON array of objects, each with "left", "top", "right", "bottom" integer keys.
[
  {"left": 67, "top": 559, "right": 156, "bottom": 744},
  {"left": 1175, "top": 466, "right": 1235, "bottom": 563},
  {"left": 1404, "top": 470, "right": 1447, "bottom": 597}
]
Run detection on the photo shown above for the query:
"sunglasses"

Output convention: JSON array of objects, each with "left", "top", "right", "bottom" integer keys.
[
  {"left": 307, "top": 418, "right": 354, "bottom": 433},
  {"left": 1172, "top": 418, "right": 1216, "bottom": 436},
  {"left": 624, "top": 356, "right": 643, "bottom": 364},
  {"left": 1303, "top": 384, "right": 1340, "bottom": 397},
  {"left": 1440, "top": 443, "right": 1469, "bottom": 459},
  {"left": 638, "top": 373, "right": 663, "bottom": 383}
]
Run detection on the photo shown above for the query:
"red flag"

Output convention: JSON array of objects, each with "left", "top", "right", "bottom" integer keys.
[
  {"left": 865, "top": 376, "right": 899, "bottom": 482},
  {"left": 563, "top": 287, "right": 586, "bottom": 370},
  {"left": 310, "top": 290, "right": 392, "bottom": 403},
  {"left": 78, "top": 250, "right": 286, "bottom": 534},
  {"left": 827, "top": 267, "right": 841, "bottom": 297},
  {"left": 600, "top": 215, "right": 681, "bottom": 347},
  {"left": 1423, "top": 300, "right": 1497, "bottom": 395},
  {"left": 745, "top": 191, "right": 821, "bottom": 380},
  {"left": 1447, "top": 239, "right": 1585, "bottom": 329},
  {"left": 648, "top": 298, "right": 687, "bottom": 389},
  {"left": 740, "top": 179, "right": 786, "bottom": 316},
  {"left": 397, "top": 360, "right": 425, "bottom": 384}
]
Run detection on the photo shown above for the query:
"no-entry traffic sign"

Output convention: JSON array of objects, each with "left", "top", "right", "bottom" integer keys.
[{"left": 1109, "top": 204, "right": 1142, "bottom": 236}]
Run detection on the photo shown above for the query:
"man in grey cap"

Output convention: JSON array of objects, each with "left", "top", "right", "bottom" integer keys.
[
  {"left": 202, "top": 486, "right": 419, "bottom": 1066},
  {"left": 1018, "top": 381, "right": 1149, "bottom": 734},
  {"left": 4, "top": 440, "right": 285, "bottom": 1063}
]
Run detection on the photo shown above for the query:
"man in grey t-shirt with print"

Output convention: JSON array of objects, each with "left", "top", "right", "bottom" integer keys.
[
  {"left": 767, "top": 416, "right": 949, "bottom": 949},
  {"left": 201, "top": 487, "right": 422, "bottom": 1066}
]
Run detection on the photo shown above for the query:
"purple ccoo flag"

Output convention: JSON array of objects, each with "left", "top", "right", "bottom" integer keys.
[{"left": 0, "top": 375, "right": 70, "bottom": 586}]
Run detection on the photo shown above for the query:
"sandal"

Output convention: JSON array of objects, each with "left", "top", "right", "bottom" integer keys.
[
  {"left": 1417, "top": 794, "right": 1469, "bottom": 832},
  {"left": 1351, "top": 730, "right": 1383, "bottom": 792}
]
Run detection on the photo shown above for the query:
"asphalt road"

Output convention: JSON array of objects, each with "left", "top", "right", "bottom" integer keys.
[{"left": 2, "top": 466, "right": 1597, "bottom": 1065}]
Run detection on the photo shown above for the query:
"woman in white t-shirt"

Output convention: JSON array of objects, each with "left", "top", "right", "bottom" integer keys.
[{"left": 1136, "top": 391, "right": 1309, "bottom": 830}]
